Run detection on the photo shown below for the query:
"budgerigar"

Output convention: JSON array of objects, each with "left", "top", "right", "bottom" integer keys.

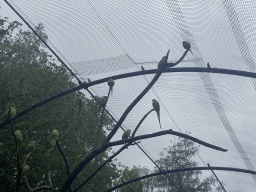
[{"left": 152, "top": 99, "right": 162, "bottom": 129}]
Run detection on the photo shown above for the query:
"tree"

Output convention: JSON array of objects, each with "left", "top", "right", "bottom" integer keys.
[
  {"left": 137, "top": 166, "right": 156, "bottom": 192},
  {"left": 153, "top": 137, "right": 219, "bottom": 192},
  {"left": 114, "top": 165, "right": 143, "bottom": 192},
  {"left": 0, "top": 15, "right": 119, "bottom": 191},
  {"left": 0, "top": 13, "right": 225, "bottom": 192}
]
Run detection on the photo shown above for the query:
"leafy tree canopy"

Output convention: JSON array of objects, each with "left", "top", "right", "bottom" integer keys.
[
  {"left": 153, "top": 137, "right": 222, "bottom": 192},
  {"left": 0, "top": 15, "right": 118, "bottom": 192}
]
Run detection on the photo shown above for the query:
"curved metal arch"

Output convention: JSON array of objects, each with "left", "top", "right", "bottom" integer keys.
[
  {"left": 105, "top": 166, "right": 256, "bottom": 192},
  {"left": 1, "top": 67, "right": 256, "bottom": 129}
]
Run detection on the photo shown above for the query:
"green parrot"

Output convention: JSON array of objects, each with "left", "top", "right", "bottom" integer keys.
[
  {"left": 122, "top": 129, "right": 131, "bottom": 140},
  {"left": 158, "top": 56, "right": 167, "bottom": 69},
  {"left": 182, "top": 41, "right": 191, "bottom": 50},
  {"left": 99, "top": 96, "right": 108, "bottom": 109},
  {"left": 49, "top": 129, "right": 59, "bottom": 146},
  {"left": 1, "top": 107, "right": 17, "bottom": 123},
  {"left": 108, "top": 78, "right": 115, "bottom": 95},
  {"left": 14, "top": 130, "right": 23, "bottom": 142},
  {"left": 25, "top": 141, "right": 35, "bottom": 153},
  {"left": 22, "top": 165, "right": 29, "bottom": 174},
  {"left": 152, "top": 99, "right": 162, "bottom": 129}
]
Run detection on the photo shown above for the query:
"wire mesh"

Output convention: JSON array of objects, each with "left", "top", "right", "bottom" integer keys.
[{"left": 2, "top": 0, "right": 256, "bottom": 191}]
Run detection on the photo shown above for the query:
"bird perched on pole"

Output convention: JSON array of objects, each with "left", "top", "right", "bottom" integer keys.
[
  {"left": 152, "top": 99, "right": 162, "bottom": 129},
  {"left": 108, "top": 78, "right": 115, "bottom": 95},
  {"left": 158, "top": 56, "right": 167, "bottom": 70},
  {"left": 182, "top": 41, "right": 192, "bottom": 54},
  {"left": 141, "top": 66, "right": 145, "bottom": 72},
  {"left": 182, "top": 41, "right": 191, "bottom": 50},
  {"left": 207, "top": 62, "right": 211, "bottom": 68},
  {"left": 122, "top": 129, "right": 131, "bottom": 140}
]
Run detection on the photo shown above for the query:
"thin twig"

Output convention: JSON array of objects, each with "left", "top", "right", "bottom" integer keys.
[
  {"left": 22, "top": 151, "right": 32, "bottom": 167},
  {"left": 56, "top": 142, "right": 71, "bottom": 192},
  {"left": 122, "top": 179, "right": 136, "bottom": 192},
  {"left": 132, "top": 109, "right": 154, "bottom": 137},
  {"left": 96, "top": 89, "right": 110, "bottom": 147},
  {"left": 72, "top": 142, "right": 136, "bottom": 192},
  {"left": 9, "top": 107, "right": 22, "bottom": 192},
  {"left": 207, "top": 163, "right": 226, "bottom": 192}
]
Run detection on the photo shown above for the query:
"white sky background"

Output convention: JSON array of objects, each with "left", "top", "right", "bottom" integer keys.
[{"left": 2, "top": 0, "right": 256, "bottom": 191}]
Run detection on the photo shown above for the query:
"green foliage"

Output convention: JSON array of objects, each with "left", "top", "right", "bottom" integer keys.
[
  {"left": 0, "top": 15, "right": 118, "bottom": 192},
  {"left": 115, "top": 166, "right": 143, "bottom": 192},
  {"left": 137, "top": 166, "right": 156, "bottom": 192},
  {"left": 154, "top": 137, "right": 217, "bottom": 192}
]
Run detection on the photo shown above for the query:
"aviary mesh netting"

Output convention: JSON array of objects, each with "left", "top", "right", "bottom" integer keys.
[{"left": 1, "top": 0, "right": 256, "bottom": 191}]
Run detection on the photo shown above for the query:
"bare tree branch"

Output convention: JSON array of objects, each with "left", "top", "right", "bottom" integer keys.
[
  {"left": 72, "top": 142, "right": 136, "bottom": 192},
  {"left": 2, "top": 67, "right": 256, "bottom": 130},
  {"left": 132, "top": 109, "right": 154, "bottom": 137},
  {"left": 107, "top": 130, "right": 227, "bottom": 152}
]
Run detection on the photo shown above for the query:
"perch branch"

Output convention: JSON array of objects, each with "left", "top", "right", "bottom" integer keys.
[
  {"left": 132, "top": 109, "right": 154, "bottom": 137},
  {"left": 107, "top": 130, "right": 227, "bottom": 152},
  {"left": 106, "top": 166, "right": 256, "bottom": 192},
  {"left": 72, "top": 142, "right": 136, "bottom": 192}
]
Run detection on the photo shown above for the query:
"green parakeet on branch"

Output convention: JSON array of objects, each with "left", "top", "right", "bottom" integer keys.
[
  {"left": 49, "top": 129, "right": 59, "bottom": 146},
  {"left": 99, "top": 96, "right": 108, "bottom": 109},
  {"left": 158, "top": 56, "right": 167, "bottom": 69},
  {"left": 108, "top": 78, "right": 115, "bottom": 95},
  {"left": 182, "top": 41, "right": 191, "bottom": 50},
  {"left": 25, "top": 141, "right": 35, "bottom": 153},
  {"left": 1, "top": 107, "right": 17, "bottom": 123},
  {"left": 152, "top": 99, "right": 162, "bottom": 129},
  {"left": 14, "top": 130, "right": 23, "bottom": 143},
  {"left": 122, "top": 129, "right": 131, "bottom": 140},
  {"left": 23, "top": 165, "right": 29, "bottom": 174}
]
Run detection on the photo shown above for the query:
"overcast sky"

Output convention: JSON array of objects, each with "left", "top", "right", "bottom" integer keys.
[{"left": 2, "top": 0, "right": 256, "bottom": 191}]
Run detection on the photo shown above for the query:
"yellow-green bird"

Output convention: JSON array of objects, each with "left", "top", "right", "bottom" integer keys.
[
  {"left": 25, "top": 141, "right": 35, "bottom": 153},
  {"left": 1, "top": 107, "right": 17, "bottom": 123},
  {"left": 23, "top": 165, "right": 29, "bottom": 174},
  {"left": 152, "top": 99, "right": 162, "bottom": 129},
  {"left": 108, "top": 78, "right": 115, "bottom": 95},
  {"left": 99, "top": 96, "right": 108, "bottom": 109},
  {"left": 122, "top": 129, "right": 131, "bottom": 140},
  {"left": 182, "top": 41, "right": 191, "bottom": 50},
  {"left": 158, "top": 56, "right": 167, "bottom": 69},
  {"left": 49, "top": 129, "right": 59, "bottom": 146},
  {"left": 14, "top": 130, "right": 23, "bottom": 142},
  {"left": 14, "top": 130, "right": 23, "bottom": 147}
]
